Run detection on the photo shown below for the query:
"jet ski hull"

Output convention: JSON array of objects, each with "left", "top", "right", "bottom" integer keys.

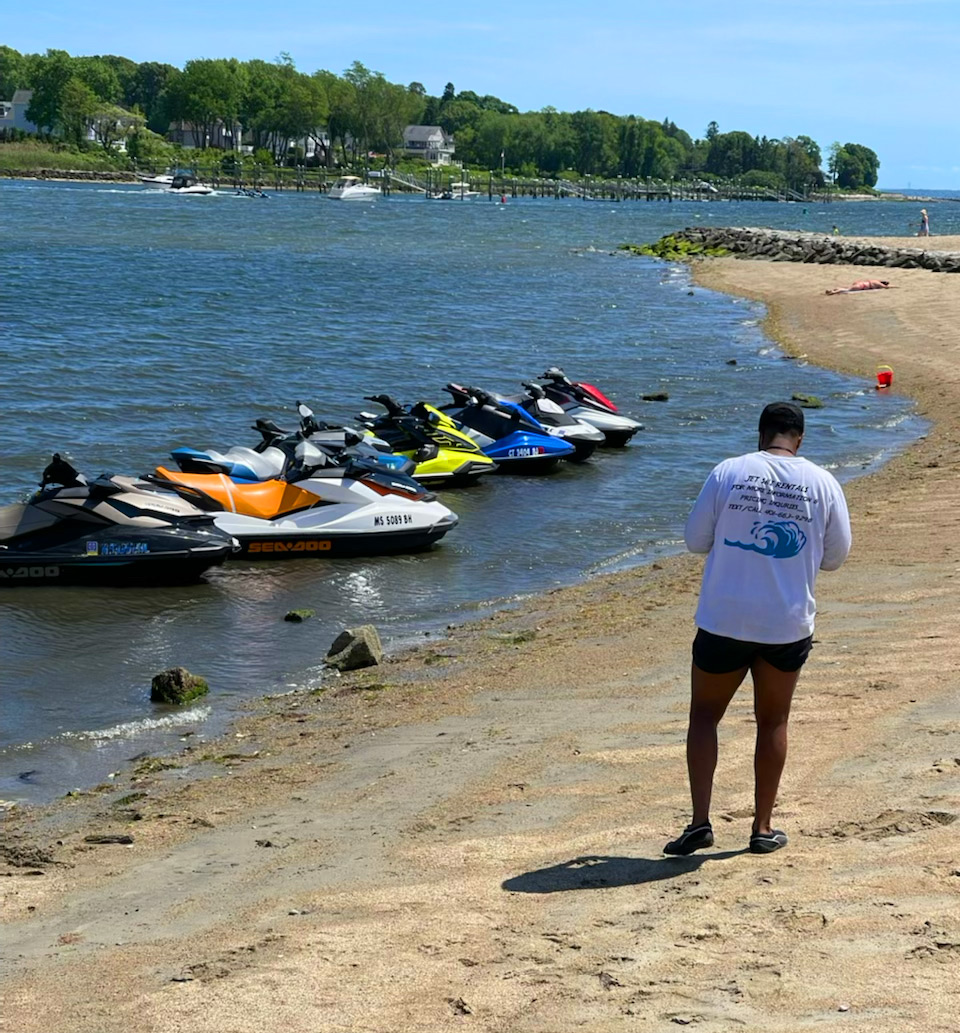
[
  {"left": 0, "top": 531, "right": 234, "bottom": 586},
  {"left": 219, "top": 512, "right": 458, "bottom": 558},
  {"left": 476, "top": 432, "right": 573, "bottom": 473}
]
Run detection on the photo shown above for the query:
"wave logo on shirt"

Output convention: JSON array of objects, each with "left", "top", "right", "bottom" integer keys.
[{"left": 724, "top": 520, "right": 807, "bottom": 558}]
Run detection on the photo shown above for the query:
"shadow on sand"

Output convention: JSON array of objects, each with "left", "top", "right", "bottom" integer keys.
[{"left": 502, "top": 850, "right": 747, "bottom": 894}]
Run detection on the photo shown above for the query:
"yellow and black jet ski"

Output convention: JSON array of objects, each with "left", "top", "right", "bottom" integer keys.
[{"left": 357, "top": 394, "right": 497, "bottom": 487}]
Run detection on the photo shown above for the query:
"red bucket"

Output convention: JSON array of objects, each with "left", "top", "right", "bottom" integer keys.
[{"left": 876, "top": 365, "right": 893, "bottom": 389}]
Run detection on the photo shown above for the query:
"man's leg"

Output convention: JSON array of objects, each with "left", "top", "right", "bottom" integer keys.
[
  {"left": 688, "top": 663, "right": 749, "bottom": 825},
  {"left": 750, "top": 657, "right": 802, "bottom": 835}
]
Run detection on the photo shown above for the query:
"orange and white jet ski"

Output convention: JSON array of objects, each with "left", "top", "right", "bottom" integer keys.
[{"left": 151, "top": 441, "right": 458, "bottom": 558}]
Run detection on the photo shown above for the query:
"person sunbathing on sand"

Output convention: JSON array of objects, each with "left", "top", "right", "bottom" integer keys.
[{"left": 825, "top": 279, "right": 897, "bottom": 295}]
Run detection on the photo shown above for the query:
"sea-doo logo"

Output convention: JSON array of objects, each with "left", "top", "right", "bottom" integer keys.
[
  {"left": 0, "top": 565, "right": 61, "bottom": 580},
  {"left": 248, "top": 540, "right": 332, "bottom": 553},
  {"left": 85, "top": 541, "right": 99, "bottom": 556}
]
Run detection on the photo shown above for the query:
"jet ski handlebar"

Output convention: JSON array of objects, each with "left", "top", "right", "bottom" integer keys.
[
  {"left": 363, "top": 394, "right": 406, "bottom": 417},
  {"left": 40, "top": 453, "right": 86, "bottom": 488},
  {"left": 540, "top": 367, "right": 573, "bottom": 386},
  {"left": 444, "top": 382, "right": 486, "bottom": 407},
  {"left": 465, "top": 386, "right": 498, "bottom": 408}
]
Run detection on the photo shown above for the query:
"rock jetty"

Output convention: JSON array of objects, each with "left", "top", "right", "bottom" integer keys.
[{"left": 635, "top": 227, "right": 960, "bottom": 272}]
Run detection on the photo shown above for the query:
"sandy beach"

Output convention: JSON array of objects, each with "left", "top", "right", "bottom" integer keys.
[{"left": 2, "top": 243, "right": 959, "bottom": 1033}]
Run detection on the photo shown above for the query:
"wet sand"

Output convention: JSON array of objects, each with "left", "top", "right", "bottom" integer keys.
[{"left": 2, "top": 244, "right": 959, "bottom": 1032}]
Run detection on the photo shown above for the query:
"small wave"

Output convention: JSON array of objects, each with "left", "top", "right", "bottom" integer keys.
[{"left": 66, "top": 707, "right": 212, "bottom": 744}]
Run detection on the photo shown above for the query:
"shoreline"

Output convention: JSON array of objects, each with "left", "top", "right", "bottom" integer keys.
[
  {"left": 4, "top": 169, "right": 958, "bottom": 204},
  {"left": 3, "top": 243, "right": 959, "bottom": 1031}
]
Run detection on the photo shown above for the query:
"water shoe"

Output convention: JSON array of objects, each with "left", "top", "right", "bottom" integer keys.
[
  {"left": 663, "top": 821, "right": 714, "bottom": 856},
  {"left": 749, "top": 829, "right": 788, "bottom": 854}
]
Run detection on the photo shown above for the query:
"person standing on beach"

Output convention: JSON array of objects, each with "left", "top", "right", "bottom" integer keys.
[
  {"left": 918, "top": 209, "right": 930, "bottom": 236},
  {"left": 665, "top": 402, "right": 852, "bottom": 856}
]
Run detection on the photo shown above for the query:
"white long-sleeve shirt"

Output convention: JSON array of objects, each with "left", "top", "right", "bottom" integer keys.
[{"left": 685, "top": 451, "right": 852, "bottom": 643}]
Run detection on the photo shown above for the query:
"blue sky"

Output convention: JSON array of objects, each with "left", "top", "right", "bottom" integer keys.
[{"left": 6, "top": 0, "right": 959, "bottom": 188}]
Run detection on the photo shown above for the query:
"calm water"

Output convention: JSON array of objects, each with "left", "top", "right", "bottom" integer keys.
[{"left": 1, "top": 181, "right": 941, "bottom": 804}]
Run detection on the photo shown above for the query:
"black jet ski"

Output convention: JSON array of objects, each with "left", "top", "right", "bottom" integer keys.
[{"left": 0, "top": 454, "right": 238, "bottom": 586}]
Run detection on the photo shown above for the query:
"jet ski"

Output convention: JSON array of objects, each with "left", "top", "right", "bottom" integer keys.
[
  {"left": 152, "top": 440, "right": 458, "bottom": 559},
  {"left": 498, "top": 382, "right": 605, "bottom": 462},
  {"left": 537, "top": 367, "right": 643, "bottom": 447},
  {"left": 357, "top": 395, "right": 498, "bottom": 487},
  {"left": 441, "top": 384, "right": 575, "bottom": 472},
  {"left": 171, "top": 403, "right": 411, "bottom": 481},
  {"left": 0, "top": 454, "right": 237, "bottom": 586}
]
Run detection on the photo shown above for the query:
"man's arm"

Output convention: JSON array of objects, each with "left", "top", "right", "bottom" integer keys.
[
  {"left": 820, "top": 483, "right": 852, "bottom": 570},
  {"left": 684, "top": 470, "right": 721, "bottom": 554}
]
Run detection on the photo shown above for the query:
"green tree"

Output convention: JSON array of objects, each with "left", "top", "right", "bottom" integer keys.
[
  {"left": 126, "top": 124, "right": 175, "bottom": 166},
  {"left": 0, "top": 45, "right": 26, "bottom": 100},
  {"left": 94, "top": 55, "right": 138, "bottom": 105},
  {"left": 342, "top": 60, "right": 377, "bottom": 158},
  {"left": 73, "top": 56, "right": 122, "bottom": 102},
  {"left": 373, "top": 81, "right": 422, "bottom": 161},
  {"left": 239, "top": 58, "right": 284, "bottom": 152},
  {"left": 829, "top": 142, "right": 879, "bottom": 189},
  {"left": 59, "top": 77, "right": 97, "bottom": 146},
  {"left": 271, "top": 62, "right": 328, "bottom": 162},
  {"left": 25, "top": 49, "right": 75, "bottom": 133},
  {"left": 570, "top": 109, "right": 618, "bottom": 175},
  {"left": 315, "top": 69, "right": 354, "bottom": 164},
  {"left": 92, "top": 102, "right": 142, "bottom": 150},
  {"left": 705, "top": 130, "right": 757, "bottom": 178},
  {"left": 165, "top": 58, "right": 245, "bottom": 148},
  {"left": 133, "top": 61, "right": 180, "bottom": 132}
]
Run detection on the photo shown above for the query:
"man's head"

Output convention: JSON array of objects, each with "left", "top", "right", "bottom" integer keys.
[{"left": 758, "top": 402, "right": 804, "bottom": 449}]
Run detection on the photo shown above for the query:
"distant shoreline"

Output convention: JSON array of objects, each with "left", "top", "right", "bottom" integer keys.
[{"left": 2, "top": 167, "right": 958, "bottom": 202}]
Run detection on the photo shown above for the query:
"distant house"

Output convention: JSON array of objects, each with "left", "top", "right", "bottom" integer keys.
[
  {"left": 167, "top": 120, "right": 240, "bottom": 150},
  {"left": 402, "top": 125, "right": 455, "bottom": 166},
  {"left": 0, "top": 89, "right": 38, "bottom": 134}
]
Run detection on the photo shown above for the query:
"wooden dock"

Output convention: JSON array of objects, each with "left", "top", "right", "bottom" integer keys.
[{"left": 132, "top": 162, "right": 813, "bottom": 203}]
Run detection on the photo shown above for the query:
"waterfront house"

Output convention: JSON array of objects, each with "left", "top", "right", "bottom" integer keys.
[
  {"left": 402, "top": 126, "right": 455, "bottom": 166},
  {"left": 0, "top": 89, "right": 38, "bottom": 134}
]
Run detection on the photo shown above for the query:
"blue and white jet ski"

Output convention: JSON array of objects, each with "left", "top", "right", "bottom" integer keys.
[
  {"left": 171, "top": 403, "right": 411, "bottom": 482},
  {"left": 441, "top": 383, "right": 575, "bottom": 472}
]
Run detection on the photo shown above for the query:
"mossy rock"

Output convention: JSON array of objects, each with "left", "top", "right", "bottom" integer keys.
[
  {"left": 284, "top": 608, "right": 316, "bottom": 623},
  {"left": 791, "top": 393, "right": 824, "bottom": 409},
  {"left": 619, "top": 236, "right": 730, "bottom": 262},
  {"left": 150, "top": 666, "right": 209, "bottom": 705},
  {"left": 132, "top": 757, "right": 181, "bottom": 777}
]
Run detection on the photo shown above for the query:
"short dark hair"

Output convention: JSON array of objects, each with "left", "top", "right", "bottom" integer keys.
[{"left": 759, "top": 401, "right": 804, "bottom": 438}]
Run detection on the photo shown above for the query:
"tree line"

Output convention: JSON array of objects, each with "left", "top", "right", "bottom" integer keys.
[{"left": 0, "top": 46, "right": 880, "bottom": 190}]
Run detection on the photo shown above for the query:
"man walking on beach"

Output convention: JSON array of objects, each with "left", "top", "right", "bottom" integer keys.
[{"left": 665, "top": 402, "right": 851, "bottom": 856}]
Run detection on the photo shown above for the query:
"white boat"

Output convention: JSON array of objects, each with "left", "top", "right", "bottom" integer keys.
[
  {"left": 138, "top": 171, "right": 175, "bottom": 187},
  {"left": 448, "top": 181, "right": 481, "bottom": 198},
  {"left": 166, "top": 173, "right": 215, "bottom": 196},
  {"left": 328, "top": 176, "right": 381, "bottom": 200}
]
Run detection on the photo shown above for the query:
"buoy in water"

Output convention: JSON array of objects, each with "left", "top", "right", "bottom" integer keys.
[{"left": 876, "top": 365, "right": 893, "bottom": 389}]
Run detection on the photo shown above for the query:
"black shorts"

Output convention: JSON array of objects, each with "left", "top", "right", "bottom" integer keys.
[{"left": 692, "top": 628, "right": 813, "bottom": 675}]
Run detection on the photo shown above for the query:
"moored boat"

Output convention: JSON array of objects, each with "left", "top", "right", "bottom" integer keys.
[{"left": 328, "top": 176, "right": 381, "bottom": 200}]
